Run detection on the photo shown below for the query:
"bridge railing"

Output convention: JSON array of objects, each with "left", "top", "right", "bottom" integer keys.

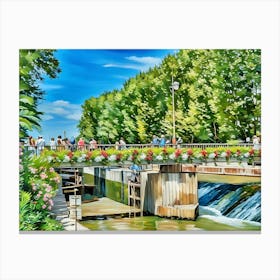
[{"left": 22, "top": 142, "right": 253, "bottom": 155}]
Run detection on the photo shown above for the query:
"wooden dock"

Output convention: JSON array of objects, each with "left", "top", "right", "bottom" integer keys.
[{"left": 81, "top": 197, "right": 141, "bottom": 218}]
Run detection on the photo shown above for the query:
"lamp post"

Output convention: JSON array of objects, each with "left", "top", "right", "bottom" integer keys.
[{"left": 170, "top": 76, "right": 179, "bottom": 145}]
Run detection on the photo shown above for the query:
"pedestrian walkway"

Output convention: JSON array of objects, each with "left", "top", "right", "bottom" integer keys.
[{"left": 51, "top": 184, "right": 89, "bottom": 231}]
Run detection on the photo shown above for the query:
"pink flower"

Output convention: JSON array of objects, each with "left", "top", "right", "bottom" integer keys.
[
  {"left": 49, "top": 167, "right": 55, "bottom": 173},
  {"left": 29, "top": 167, "right": 37, "bottom": 174},
  {"left": 32, "top": 185, "right": 37, "bottom": 191},
  {"left": 53, "top": 176, "right": 60, "bottom": 183},
  {"left": 40, "top": 173, "right": 48, "bottom": 179},
  {"left": 42, "top": 205, "right": 46, "bottom": 209},
  {"left": 48, "top": 206, "right": 52, "bottom": 210},
  {"left": 49, "top": 199, "right": 54, "bottom": 206},
  {"left": 43, "top": 197, "right": 48, "bottom": 202}
]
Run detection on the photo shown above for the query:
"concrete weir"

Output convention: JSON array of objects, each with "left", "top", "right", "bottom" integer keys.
[{"left": 142, "top": 164, "right": 199, "bottom": 220}]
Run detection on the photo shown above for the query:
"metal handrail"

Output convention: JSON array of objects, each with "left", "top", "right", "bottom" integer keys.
[{"left": 22, "top": 142, "right": 254, "bottom": 154}]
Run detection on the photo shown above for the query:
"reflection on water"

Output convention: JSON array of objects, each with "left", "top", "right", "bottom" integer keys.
[{"left": 80, "top": 212, "right": 261, "bottom": 231}]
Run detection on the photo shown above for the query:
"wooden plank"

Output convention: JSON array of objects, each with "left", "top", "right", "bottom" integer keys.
[{"left": 160, "top": 164, "right": 182, "bottom": 173}]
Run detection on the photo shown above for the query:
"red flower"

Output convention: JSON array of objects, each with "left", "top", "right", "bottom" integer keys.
[
  {"left": 67, "top": 151, "right": 73, "bottom": 159},
  {"left": 132, "top": 150, "right": 139, "bottom": 156},
  {"left": 226, "top": 149, "right": 231, "bottom": 157},
  {"left": 116, "top": 153, "right": 123, "bottom": 161},
  {"left": 175, "top": 149, "right": 182, "bottom": 158},
  {"left": 201, "top": 150, "right": 208, "bottom": 158},
  {"left": 187, "top": 149, "right": 193, "bottom": 156},
  {"left": 86, "top": 151, "right": 92, "bottom": 160},
  {"left": 162, "top": 148, "right": 168, "bottom": 155},
  {"left": 146, "top": 155, "right": 153, "bottom": 162},
  {"left": 249, "top": 149, "right": 255, "bottom": 156},
  {"left": 214, "top": 150, "right": 219, "bottom": 158},
  {"left": 100, "top": 150, "right": 108, "bottom": 159},
  {"left": 236, "top": 149, "right": 241, "bottom": 156}
]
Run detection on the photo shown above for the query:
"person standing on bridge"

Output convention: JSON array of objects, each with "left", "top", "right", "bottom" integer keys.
[
  {"left": 89, "top": 138, "right": 97, "bottom": 151},
  {"left": 49, "top": 137, "right": 56, "bottom": 150},
  {"left": 78, "top": 137, "right": 85, "bottom": 151},
  {"left": 176, "top": 136, "right": 183, "bottom": 148},
  {"left": 159, "top": 135, "right": 166, "bottom": 147},
  {"left": 151, "top": 135, "right": 159, "bottom": 147},
  {"left": 119, "top": 137, "right": 126, "bottom": 150},
  {"left": 36, "top": 136, "right": 45, "bottom": 155},
  {"left": 253, "top": 135, "right": 260, "bottom": 151}
]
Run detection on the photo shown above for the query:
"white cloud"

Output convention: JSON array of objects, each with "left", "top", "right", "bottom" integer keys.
[
  {"left": 65, "top": 112, "right": 82, "bottom": 121},
  {"left": 103, "top": 63, "right": 144, "bottom": 71},
  {"left": 38, "top": 84, "right": 64, "bottom": 91},
  {"left": 125, "top": 56, "right": 162, "bottom": 65},
  {"left": 53, "top": 100, "right": 70, "bottom": 106},
  {"left": 38, "top": 99, "right": 82, "bottom": 122},
  {"left": 103, "top": 55, "right": 163, "bottom": 72},
  {"left": 41, "top": 114, "right": 54, "bottom": 121},
  {"left": 52, "top": 107, "right": 68, "bottom": 115}
]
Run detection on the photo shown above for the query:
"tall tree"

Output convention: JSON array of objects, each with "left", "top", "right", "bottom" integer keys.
[{"left": 19, "top": 49, "right": 61, "bottom": 138}]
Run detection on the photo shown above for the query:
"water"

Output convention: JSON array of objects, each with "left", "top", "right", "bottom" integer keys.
[
  {"left": 80, "top": 213, "right": 261, "bottom": 231},
  {"left": 80, "top": 177, "right": 261, "bottom": 231}
]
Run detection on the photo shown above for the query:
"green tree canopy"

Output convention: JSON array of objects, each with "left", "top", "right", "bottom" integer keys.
[{"left": 78, "top": 49, "right": 261, "bottom": 143}]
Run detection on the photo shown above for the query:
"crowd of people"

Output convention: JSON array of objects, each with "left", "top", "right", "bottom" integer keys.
[{"left": 25, "top": 133, "right": 261, "bottom": 155}]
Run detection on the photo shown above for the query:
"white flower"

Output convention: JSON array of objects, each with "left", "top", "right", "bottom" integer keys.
[
  {"left": 156, "top": 155, "right": 163, "bottom": 161},
  {"left": 94, "top": 156, "right": 104, "bottom": 162},
  {"left": 63, "top": 155, "right": 70, "bottom": 162},
  {"left": 81, "top": 153, "right": 86, "bottom": 159},
  {"left": 108, "top": 154, "right": 117, "bottom": 162},
  {"left": 169, "top": 153, "right": 175, "bottom": 160},
  {"left": 220, "top": 152, "right": 227, "bottom": 158},
  {"left": 140, "top": 153, "right": 146, "bottom": 160},
  {"left": 244, "top": 152, "right": 249, "bottom": 158},
  {"left": 77, "top": 156, "right": 85, "bottom": 163},
  {"left": 182, "top": 153, "right": 189, "bottom": 161},
  {"left": 47, "top": 156, "right": 53, "bottom": 162},
  {"left": 209, "top": 153, "right": 216, "bottom": 159},
  {"left": 127, "top": 155, "right": 132, "bottom": 161}
]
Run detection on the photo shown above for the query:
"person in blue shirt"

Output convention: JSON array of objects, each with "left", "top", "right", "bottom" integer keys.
[
  {"left": 129, "top": 163, "right": 141, "bottom": 182},
  {"left": 152, "top": 135, "right": 159, "bottom": 146},
  {"left": 159, "top": 135, "right": 166, "bottom": 147}
]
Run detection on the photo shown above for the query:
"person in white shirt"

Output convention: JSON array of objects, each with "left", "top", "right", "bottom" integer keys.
[
  {"left": 252, "top": 135, "right": 260, "bottom": 150},
  {"left": 119, "top": 137, "right": 126, "bottom": 150},
  {"left": 36, "top": 136, "right": 45, "bottom": 155},
  {"left": 49, "top": 137, "right": 56, "bottom": 150}
]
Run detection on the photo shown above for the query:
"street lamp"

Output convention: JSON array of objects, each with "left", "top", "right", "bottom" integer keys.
[{"left": 170, "top": 77, "right": 179, "bottom": 145}]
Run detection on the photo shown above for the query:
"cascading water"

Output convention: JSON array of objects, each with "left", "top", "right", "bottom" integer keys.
[{"left": 198, "top": 182, "right": 261, "bottom": 223}]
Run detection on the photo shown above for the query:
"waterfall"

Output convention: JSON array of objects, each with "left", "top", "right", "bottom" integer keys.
[
  {"left": 227, "top": 192, "right": 261, "bottom": 222},
  {"left": 198, "top": 182, "right": 261, "bottom": 222}
]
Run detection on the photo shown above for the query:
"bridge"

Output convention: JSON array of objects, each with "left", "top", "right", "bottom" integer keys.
[{"left": 25, "top": 143, "right": 260, "bottom": 221}]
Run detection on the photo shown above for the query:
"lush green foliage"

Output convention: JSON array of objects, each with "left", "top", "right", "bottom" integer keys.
[
  {"left": 78, "top": 49, "right": 261, "bottom": 143},
  {"left": 19, "top": 49, "right": 61, "bottom": 138},
  {"left": 19, "top": 147, "right": 64, "bottom": 231}
]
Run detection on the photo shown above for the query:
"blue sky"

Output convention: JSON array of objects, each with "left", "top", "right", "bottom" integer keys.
[{"left": 33, "top": 49, "right": 177, "bottom": 141}]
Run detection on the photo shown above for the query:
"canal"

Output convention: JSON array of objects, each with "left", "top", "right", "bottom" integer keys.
[{"left": 79, "top": 172, "right": 261, "bottom": 231}]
